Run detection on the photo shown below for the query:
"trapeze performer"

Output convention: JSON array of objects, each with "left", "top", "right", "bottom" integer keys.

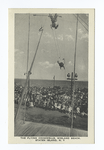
[
  {"left": 49, "top": 14, "right": 59, "bottom": 29},
  {"left": 57, "top": 58, "right": 65, "bottom": 69}
]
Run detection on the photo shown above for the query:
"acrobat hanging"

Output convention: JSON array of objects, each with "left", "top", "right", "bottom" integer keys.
[
  {"left": 49, "top": 14, "right": 61, "bottom": 29},
  {"left": 57, "top": 58, "right": 65, "bottom": 69}
]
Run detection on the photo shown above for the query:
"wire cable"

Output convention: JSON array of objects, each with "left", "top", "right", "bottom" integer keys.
[
  {"left": 62, "top": 22, "right": 67, "bottom": 80},
  {"left": 15, "top": 29, "right": 44, "bottom": 122},
  {"left": 51, "top": 28, "right": 59, "bottom": 58},
  {"left": 54, "top": 29, "right": 61, "bottom": 58},
  {"left": 63, "top": 49, "right": 67, "bottom": 81},
  {"left": 78, "top": 15, "right": 88, "bottom": 27},
  {"left": 73, "top": 14, "right": 88, "bottom": 32}
]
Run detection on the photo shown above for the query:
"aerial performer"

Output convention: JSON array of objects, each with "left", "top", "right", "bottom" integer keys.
[
  {"left": 57, "top": 58, "right": 65, "bottom": 69},
  {"left": 49, "top": 13, "right": 61, "bottom": 29}
]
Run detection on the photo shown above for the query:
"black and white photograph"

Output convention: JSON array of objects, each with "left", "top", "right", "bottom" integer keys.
[{"left": 8, "top": 9, "right": 94, "bottom": 144}]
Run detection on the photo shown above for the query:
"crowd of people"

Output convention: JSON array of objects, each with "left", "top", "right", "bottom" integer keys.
[{"left": 14, "top": 83, "right": 88, "bottom": 117}]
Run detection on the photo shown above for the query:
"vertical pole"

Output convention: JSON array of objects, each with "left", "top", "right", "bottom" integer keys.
[
  {"left": 53, "top": 75, "right": 55, "bottom": 87},
  {"left": 26, "top": 14, "right": 30, "bottom": 77},
  {"left": 27, "top": 14, "right": 30, "bottom": 91},
  {"left": 71, "top": 14, "right": 78, "bottom": 128},
  {"left": 54, "top": 76, "right": 55, "bottom": 87},
  {"left": 28, "top": 76, "right": 30, "bottom": 91},
  {"left": 15, "top": 28, "right": 43, "bottom": 122},
  {"left": 24, "top": 14, "right": 30, "bottom": 124},
  {"left": 71, "top": 72, "right": 73, "bottom": 100}
]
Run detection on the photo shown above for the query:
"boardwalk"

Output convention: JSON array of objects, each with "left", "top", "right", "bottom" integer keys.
[
  {"left": 14, "top": 120, "right": 88, "bottom": 137},
  {"left": 15, "top": 105, "right": 88, "bottom": 136}
]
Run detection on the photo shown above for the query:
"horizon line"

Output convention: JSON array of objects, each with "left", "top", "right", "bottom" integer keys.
[{"left": 15, "top": 78, "right": 88, "bottom": 82}]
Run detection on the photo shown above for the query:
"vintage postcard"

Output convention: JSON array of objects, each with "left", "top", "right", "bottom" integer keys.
[{"left": 8, "top": 8, "right": 94, "bottom": 144}]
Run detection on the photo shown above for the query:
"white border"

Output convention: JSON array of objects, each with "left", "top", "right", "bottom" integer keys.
[
  {"left": 0, "top": 0, "right": 104, "bottom": 149},
  {"left": 8, "top": 8, "right": 94, "bottom": 144}
]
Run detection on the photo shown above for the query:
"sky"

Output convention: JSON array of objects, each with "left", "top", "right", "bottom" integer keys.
[{"left": 15, "top": 13, "right": 88, "bottom": 81}]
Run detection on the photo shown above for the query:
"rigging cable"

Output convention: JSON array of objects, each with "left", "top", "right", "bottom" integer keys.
[
  {"left": 51, "top": 28, "right": 59, "bottom": 58},
  {"left": 51, "top": 28, "right": 66, "bottom": 80},
  {"left": 55, "top": 30, "right": 67, "bottom": 80},
  {"left": 62, "top": 21, "right": 67, "bottom": 80},
  {"left": 15, "top": 28, "right": 44, "bottom": 122},
  {"left": 73, "top": 14, "right": 88, "bottom": 32},
  {"left": 58, "top": 14, "right": 88, "bottom": 31},
  {"left": 54, "top": 29, "right": 62, "bottom": 59},
  {"left": 63, "top": 47, "right": 67, "bottom": 81},
  {"left": 31, "top": 14, "right": 48, "bottom": 80},
  {"left": 41, "top": 15, "right": 48, "bottom": 31},
  {"left": 78, "top": 15, "right": 88, "bottom": 27},
  {"left": 64, "top": 58, "right": 67, "bottom": 80},
  {"left": 38, "top": 16, "right": 48, "bottom": 80}
]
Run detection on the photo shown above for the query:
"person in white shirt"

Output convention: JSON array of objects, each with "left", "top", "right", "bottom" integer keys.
[{"left": 76, "top": 107, "right": 80, "bottom": 114}]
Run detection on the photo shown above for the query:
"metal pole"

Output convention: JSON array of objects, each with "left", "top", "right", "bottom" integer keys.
[
  {"left": 15, "top": 28, "right": 43, "bottom": 121},
  {"left": 26, "top": 14, "right": 30, "bottom": 77},
  {"left": 27, "top": 14, "right": 30, "bottom": 91},
  {"left": 24, "top": 14, "right": 30, "bottom": 124},
  {"left": 71, "top": 72, "right": 73, "bottom": 100},
  {"left": 71, "top": 14, "right": 78, "bottom": 128},
  {"left": 54, "top": 76, "right": 55, "bottom": 87},
  {"left": 29, "top": 29, "right": 43, "bottom": 72}
]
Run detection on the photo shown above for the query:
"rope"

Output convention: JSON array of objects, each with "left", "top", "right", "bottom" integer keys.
[
  {"left": 42, "top": 16, "right": 48, "bottom": 31},
  {"left": 30, "top": 29, "right": 43, "bottom": 71},
  {"left": 63, "top": 58, "right": 67, "bottom": 81},
  {"left": 63, "top": 20, "right": 67, "bottom": 81},
  {"left": 24, "top": 15, "right": 47, "bottom": 123},
  {"left": 51, "top": 28, "right": 59, "bottom": 58},
  {"left": 78, "top": 15, "right": 88, "bottom": 27},
  {"left": 15, "top": 28, "right": 44, "bottom": 122},
  {"left": 54, "top": 29, "right": 61, "bottom": 58},
  {"left": 73, "top": 14, "right": 88, "bottom": 32}
]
